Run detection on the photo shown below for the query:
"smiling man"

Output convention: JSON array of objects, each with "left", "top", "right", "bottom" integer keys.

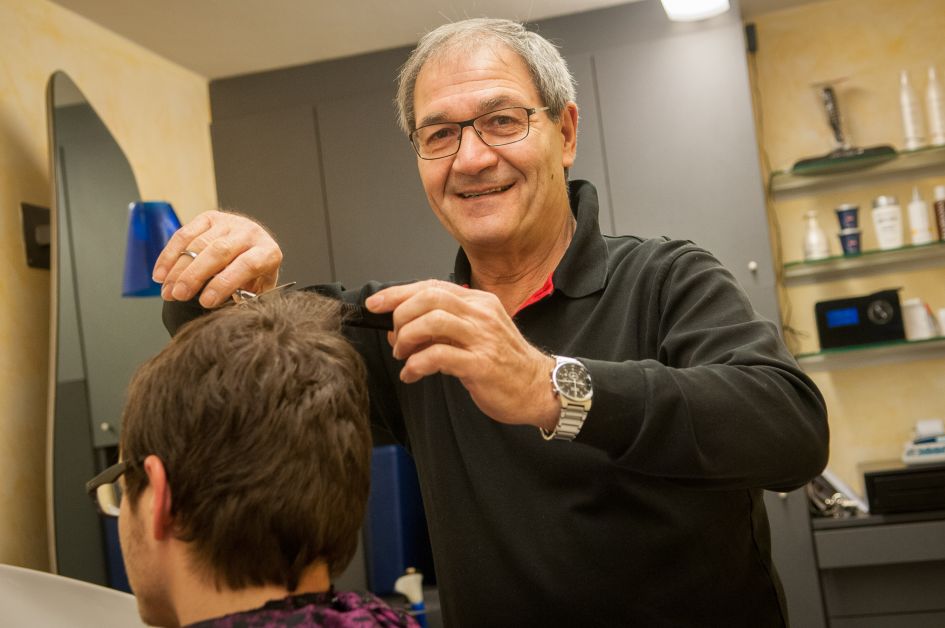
[{"left": 155, "top": 18, "right": 828, "bottom": 627}]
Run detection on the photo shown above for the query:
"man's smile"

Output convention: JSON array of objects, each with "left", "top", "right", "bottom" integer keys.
[{"left": 457, "top": 183, "right": 514, "bottom": 199}]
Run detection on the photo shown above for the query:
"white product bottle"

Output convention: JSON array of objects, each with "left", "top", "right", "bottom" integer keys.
[
  {"left": 908, "top": 186, "right": 934, "bottom": 245},
  {"left": 927, "top": 66, "right": 945, "bottom": 146},
  {"left": 900, "top": 70, "right": 927, "bottom": 150},
  {"left": 902, "top": 297, "right": 935, "bottom": 340},
  {"left": 802, "top": 210, "right": 830, "bottom": 260},
  {"left": 872, "top": 195, "right": 904, "bottom": 250}
]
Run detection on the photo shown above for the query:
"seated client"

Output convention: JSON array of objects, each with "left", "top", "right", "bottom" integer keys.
[{"left": 87, "top": 292, "right": 417, "bottom": 627}]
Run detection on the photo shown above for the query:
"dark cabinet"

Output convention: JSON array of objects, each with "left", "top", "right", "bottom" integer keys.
[{"left": 815, "top": 515, "right": 945, "bottom": 626}]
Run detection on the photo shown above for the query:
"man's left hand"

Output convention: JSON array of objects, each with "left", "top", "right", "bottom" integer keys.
[{"left": 366, "top": 280, "right": 559, "bottom": 431}]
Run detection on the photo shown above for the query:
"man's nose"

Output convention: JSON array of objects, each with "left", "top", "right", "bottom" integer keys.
[{"left": 452, "top": 125, "right": 498, "bottom": 173}]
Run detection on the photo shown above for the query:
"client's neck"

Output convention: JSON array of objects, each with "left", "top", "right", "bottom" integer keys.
[{"left": 172, "top": 559, "right": 331, "bottom": 626}]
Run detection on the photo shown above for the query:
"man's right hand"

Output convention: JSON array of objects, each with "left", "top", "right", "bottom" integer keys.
[{"left": 152, "top": 210, "right": 283, "bottom": 308}]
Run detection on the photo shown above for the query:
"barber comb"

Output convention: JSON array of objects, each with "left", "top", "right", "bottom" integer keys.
[{"left": 304, "top": 285, "right": 395, "bottom": 331}]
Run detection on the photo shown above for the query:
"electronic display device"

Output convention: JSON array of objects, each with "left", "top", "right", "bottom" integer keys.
[{"left": 815, "top": 289, "right": 905, "bottom": 349}]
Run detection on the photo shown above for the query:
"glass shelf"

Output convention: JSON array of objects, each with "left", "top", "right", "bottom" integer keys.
[
  {"left": 796, "top": 336, "right": 945, "bottom": 372},
  {"left": 783, "top": 241, "right": 945, "bottom": 285},
  {"left": 770, "top": 145, "right": 945, "bottom": 199}
]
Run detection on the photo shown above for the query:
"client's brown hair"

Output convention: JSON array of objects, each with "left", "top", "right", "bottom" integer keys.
[{"left": 120, "top": 291, "right": 370, "bottom": 591}]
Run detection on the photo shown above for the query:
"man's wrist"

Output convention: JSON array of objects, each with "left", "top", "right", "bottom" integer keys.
[
  {"left": 536, "top": 354, "right": 559, "bottom": 432},
  {"left": 538, "top": 407, "right": 559, "bottom": 433}
]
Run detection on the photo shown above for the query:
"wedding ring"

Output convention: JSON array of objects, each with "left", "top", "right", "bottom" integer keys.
[{"left": 181, "top": 250, "right": 198, "bottom": 259}]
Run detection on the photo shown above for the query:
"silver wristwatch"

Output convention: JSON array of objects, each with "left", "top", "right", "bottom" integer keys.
[{"left": 541, "top": 356, "right": 593, "bottom": 441}]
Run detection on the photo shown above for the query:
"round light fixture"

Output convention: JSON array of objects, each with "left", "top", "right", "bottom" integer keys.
[{"left": 660, "top": 0, "right": 731, "bottom": 22}]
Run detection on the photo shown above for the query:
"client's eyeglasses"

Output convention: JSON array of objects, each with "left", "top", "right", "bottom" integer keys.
[{"left": 86, "top": 460, "right": 136, "bottom": 518}]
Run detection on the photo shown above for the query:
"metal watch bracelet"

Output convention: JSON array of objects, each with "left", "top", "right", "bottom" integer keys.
[{"left": 540, "top": 404, "right": 588, "bottom": 441}]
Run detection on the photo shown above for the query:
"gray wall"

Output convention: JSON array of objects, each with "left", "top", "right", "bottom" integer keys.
[
  {"left": 208, "top": 0, "right": 777, "bottom": 320},
  {"left": 210, "top": 47, "right": 455, "bottom": 288}
]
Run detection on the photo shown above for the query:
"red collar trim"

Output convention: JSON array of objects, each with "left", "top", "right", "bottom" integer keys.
[
  {"left": 461, "top": 273, "right": 555, "bottom": 316},
  {"left": 513, "top": 273, "right": 555, "bottom": 316}
]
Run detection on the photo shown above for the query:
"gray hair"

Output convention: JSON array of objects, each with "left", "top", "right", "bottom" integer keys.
[{"left": 395, "top": 18, "right": 577, "bottom": 135}]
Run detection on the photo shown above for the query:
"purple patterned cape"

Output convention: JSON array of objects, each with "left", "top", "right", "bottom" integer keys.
[{"left": 186, "top": 590, "right": 420, "bottom": 628}]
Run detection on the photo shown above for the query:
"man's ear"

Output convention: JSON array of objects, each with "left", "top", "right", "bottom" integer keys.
[
  {"left": 559, "top": 102, "right": 579, "bottom": 169},
  {"left": 142, "top": 455, "right": 174, "bottom": 541}
]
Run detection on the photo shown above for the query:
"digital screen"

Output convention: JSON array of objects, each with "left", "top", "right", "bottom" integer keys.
[{"left": 826, "top": 306, "right": 860, "bottom": 328}]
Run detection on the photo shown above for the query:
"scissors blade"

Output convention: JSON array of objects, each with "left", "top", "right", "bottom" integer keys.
[{"left": 232, "top": 282, "right": 297, "bottom": 304}]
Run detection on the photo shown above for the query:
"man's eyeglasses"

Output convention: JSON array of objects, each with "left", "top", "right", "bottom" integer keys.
[
  {"left": 86, "top": 460, "right": 136, "bottom": 518},
  {"left": 409, "top": 106, "right": 550, "bottom": 160}
]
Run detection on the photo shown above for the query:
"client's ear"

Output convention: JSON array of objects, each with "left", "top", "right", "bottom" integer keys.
[{"left": 142, "top": 455, "right": 174, "bottom": 541}]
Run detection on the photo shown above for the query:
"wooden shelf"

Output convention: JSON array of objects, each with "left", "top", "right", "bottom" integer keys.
[
  {"left": 796, "top": 336, "right": 945, "bottom": 372},
  {"left": 783, "top": 242, "right": 945, "bottom": 286},
  {"left": 770, "top": 145, "right": 945, "bottom": 199}
]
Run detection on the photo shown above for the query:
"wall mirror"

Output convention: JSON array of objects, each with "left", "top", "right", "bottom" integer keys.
[
  {"left": 47, "top": 71, "right": 169, "bottom": 588},
  {"left": 45, "top": 71, "right": 374, "bottom": 596}
]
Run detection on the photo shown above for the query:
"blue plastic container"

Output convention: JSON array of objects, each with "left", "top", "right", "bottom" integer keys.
[
  {"left": 835, "top": 203, "right": 859, "bottom": 230},
  {"left": 838, "top": 228, "right": 862, "bottom": 255},
  {"left": 122, "top": 201, "right": 181, "bottom": 296},
  {"left": 365, "top": 445, "right": 436, "bottom": 595}
]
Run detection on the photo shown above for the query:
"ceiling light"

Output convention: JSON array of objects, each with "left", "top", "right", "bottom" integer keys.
[{"left": 661, "top": 0, "right": 730, "bottom": 22}]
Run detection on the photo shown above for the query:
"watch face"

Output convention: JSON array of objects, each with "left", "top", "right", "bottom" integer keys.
[{"left": 555, "top": 362, "right": 592, "bottom": 400}]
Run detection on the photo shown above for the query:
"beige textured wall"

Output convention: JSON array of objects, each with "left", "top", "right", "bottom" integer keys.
[
  {"left": 0, "top": 0, "right": 215, "bottom": 569},
  {"left": 751, "top": 0, "right": 945, "bottom": 494}
]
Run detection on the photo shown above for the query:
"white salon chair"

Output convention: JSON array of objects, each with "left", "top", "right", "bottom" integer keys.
[{"left": 0, "top": 563, "right": 143, "bottom": 627}]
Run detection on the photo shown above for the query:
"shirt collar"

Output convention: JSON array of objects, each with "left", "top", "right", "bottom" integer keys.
[
  {"left": 451, "top": 179, "right": 607, "bottom": 300},
  {"left": 554, "top": 179, "right": 608, "bottom": 298}
]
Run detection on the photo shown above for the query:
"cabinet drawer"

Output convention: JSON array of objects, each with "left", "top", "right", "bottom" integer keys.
[
  {"left": 814, "top": 519, "right": 945, "bottom": 568},
  {"left": 820, "top": 560, "right": 945, "bottom": 617}
]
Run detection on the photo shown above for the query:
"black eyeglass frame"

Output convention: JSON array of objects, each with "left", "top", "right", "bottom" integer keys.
[
  {"left": 409, "top": 106, "right": 551, "bottom": 160},
  {"left": 86, "top": 459, "right": 138, "bottom": 518}
]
